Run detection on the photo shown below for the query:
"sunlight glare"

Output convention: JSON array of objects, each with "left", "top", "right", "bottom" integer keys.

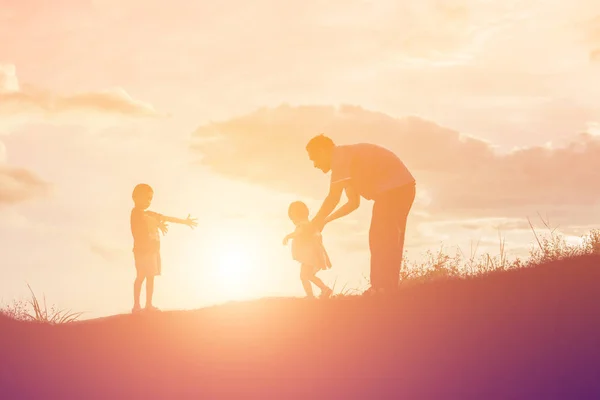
[
  {"left": 203, "top": 223, "right": 268, "bottom": 302},
  {"left": 213, "top": 245, "right": 253, "bottom": 297}
]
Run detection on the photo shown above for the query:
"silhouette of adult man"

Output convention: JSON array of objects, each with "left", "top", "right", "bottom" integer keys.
[{"left": 306, "top": 134, "right": 416, "bottom": 294}]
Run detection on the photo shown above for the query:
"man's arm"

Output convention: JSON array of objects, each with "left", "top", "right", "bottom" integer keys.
[
  {"left": 324, "top": 184, "right": 360, "bottom": 225},
  {"left": 310, "top": 181, "right": 345, "bottom": 229}
]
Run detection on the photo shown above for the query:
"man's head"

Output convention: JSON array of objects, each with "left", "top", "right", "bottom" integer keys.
[
  {"left": 132, "top": 183, "right": 153, "bottom": 210},
  {"left": 306, "top": 134, "right": 335, "bottom": 173},
  {"left": 288, "top": 201, "right": 309, "bottom": 225}
]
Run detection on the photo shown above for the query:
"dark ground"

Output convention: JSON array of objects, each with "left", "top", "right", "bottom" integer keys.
[{"left": 2, "top": 255, "right": 600, "bottom": 399}]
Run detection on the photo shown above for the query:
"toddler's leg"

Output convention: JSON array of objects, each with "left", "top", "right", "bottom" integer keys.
[
  {"left": 309, "top": 273, "right": 327, "bottom": 291},
  {"left": 300, "top": 264, "right": 314, "bottom": 297},
  {"left": 310, "top": 270, "right": 332, "bottom": 298}
]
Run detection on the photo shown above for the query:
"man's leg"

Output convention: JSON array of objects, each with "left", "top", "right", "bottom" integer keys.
[
  {"left": 371, "top": 184, "right": 416, "bottom": 293},
  {"left": 388, "top": 184, "right": 416, "bottom": 291},
  {"left": 389, "top": 214, "right": 408, "bottom": 290},
  {"left": 369, "top": 201, "right": 391, "bottom": 291}
]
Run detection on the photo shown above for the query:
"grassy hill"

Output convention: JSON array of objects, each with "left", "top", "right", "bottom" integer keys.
[{"left": 2, "top": 253, "right": 600, "bottom": 399}]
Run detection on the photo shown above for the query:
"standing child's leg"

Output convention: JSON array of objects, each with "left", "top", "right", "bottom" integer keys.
[
  {"left": 145, "top": 276, "right": 155, "bottom": 308},
  {"left": 300, "top": 264, "right": 314, "bottom": 297},
  {"left": 133, "top": 272, "right": 145, "bottom": 312},
  {"left": 145, "top": 253, "right": 160, "bottom": 311}
]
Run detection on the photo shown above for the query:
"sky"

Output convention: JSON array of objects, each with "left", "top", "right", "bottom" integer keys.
[{"left": 1, "top": 0, "right": 599, "bottom": 318}]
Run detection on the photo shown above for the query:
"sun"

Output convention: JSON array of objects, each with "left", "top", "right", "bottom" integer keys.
[
  {"left": 212, "top": 246, "right": 253, "bottom": 296},
  {"left": 179, "top": 218, "right": 280, "bottom": 303},
  {"left": 204, "top": 224, "right": 266, "bottom": 301}
]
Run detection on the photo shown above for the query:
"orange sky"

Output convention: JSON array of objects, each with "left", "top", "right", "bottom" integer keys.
[{"left": 1, "top": 0, "right": 599, "bottom": 318}]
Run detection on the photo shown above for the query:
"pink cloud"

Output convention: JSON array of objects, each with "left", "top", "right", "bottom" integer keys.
[
  {"left": 89, "top": 240, "right": 129, "bottom": 263},
  {"left": 0, "top": 64, "right": 161, "bottom": 204},
  {"left": 0, "top": 164, "right": 50, "bottom": 204},
  {"left": 191, "top": 104, "right": 600, "bottom": 218},
  {"left": 0, "top": 64, "right": 161, "bottom": 122},
  {"left": 584, "top": 15, "right": 600, "bottom": 62}
]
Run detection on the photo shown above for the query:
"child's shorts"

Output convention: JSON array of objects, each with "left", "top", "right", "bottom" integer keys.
[{"left": 134, "top": 251, "right": 162, "bottom": 277}]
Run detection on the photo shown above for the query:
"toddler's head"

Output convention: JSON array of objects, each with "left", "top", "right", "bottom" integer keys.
[{"left": 288, "top": 201, "right": 309, "bottom": 225}]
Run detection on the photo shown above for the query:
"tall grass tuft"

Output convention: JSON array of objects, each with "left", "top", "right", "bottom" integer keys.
[
  {"left": 355, "top": 217, "right": 600, "bottom": 292},
  {"left": 1, "top": 284, "right": 82, "bottom": 324},
  {"left": 25, "top": 284, "right": 83, "bottom": 324}
]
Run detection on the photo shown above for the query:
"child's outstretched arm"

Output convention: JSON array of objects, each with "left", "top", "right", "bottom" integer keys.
[
  {"left": 147, "top": 211, "right": 197, "bottom": 229},
  {"left": 144, "top": 211, "right": 169, "bottom": 235},
  {"left": 161, "top": 214, "right": 197, "bottom": 229}
]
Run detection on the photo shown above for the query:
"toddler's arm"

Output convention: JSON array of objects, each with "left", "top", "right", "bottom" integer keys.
[
  {"left": 283, "top": 223, "right": 306, "bottom": 245},
  {"left": 283, "top": 223, "right": 314, "bottom": 245},
  {"left": 282, "top": 232, "right": 295, "bottom": 245}
]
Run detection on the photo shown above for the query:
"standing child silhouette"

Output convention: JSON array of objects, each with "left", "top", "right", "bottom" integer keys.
[
  {"left": 283, "top": 201, "right": 333, "bottom": 299},
  {"left": 130, "top": 183, "right": 197, "bottom": 313}
]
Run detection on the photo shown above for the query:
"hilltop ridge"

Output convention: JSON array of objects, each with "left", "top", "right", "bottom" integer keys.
[{"left": 2, "top": 254, "right": 600, "bottom": 399}]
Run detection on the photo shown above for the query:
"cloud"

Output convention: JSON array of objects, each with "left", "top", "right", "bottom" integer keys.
[
  {"left": 589, "top": 21, "right": 600, "bottom": 62},
  {"left": 191, "top": 104, "right": 600, "bottom": 219},
  {"left": 0, "top": 164, "right": 50, "bottom": 204},
  {"left": 89, "top": 241, "right": 129, "bottom": 263},
  {"left": 0, "top": 63, "right": 163, "bottom": 207},
  {"left": 584, "top": 15, "right": 600, "bottom": 62},
  {"left": 0, "top": 64, "right": 162, "bottom": 131},
  {"left": 1, "top": 1, "right": 595, "bottom": 149},
  {"left": 0, "top": 140, "right": 6, "bottom": 163},
  {"left": 427, "top": 217, "right": 532, "bottom": 233},
  {"left": 330, "top": 214, "right": 543, "bottom": 260}
]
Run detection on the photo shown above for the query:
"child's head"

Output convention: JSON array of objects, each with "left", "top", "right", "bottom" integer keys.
[
  {"left": 288, "top": 201, "right": 309, "bottom": 225},
  {"left": 132, "top": 183, "right": 153, "bottom": 209}
]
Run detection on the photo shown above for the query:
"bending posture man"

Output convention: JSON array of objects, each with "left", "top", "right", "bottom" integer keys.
[{"left": 306, "top": 134, "right": 416, "bottom": 294}]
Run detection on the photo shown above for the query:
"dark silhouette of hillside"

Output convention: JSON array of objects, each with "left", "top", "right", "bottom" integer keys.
[{"left": 2, "top": 254, "right": 600, "bottom": 399}]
